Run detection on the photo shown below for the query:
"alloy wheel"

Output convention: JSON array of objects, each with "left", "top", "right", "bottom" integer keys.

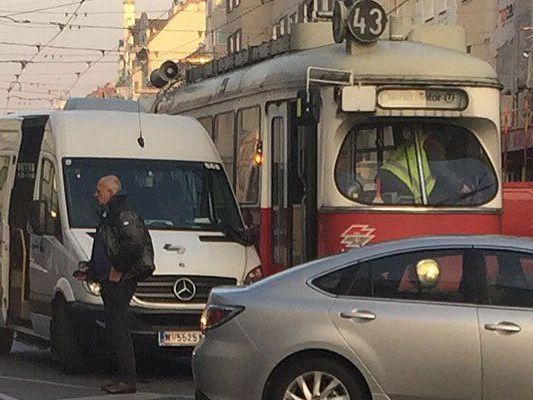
[{"left": 284, "top": 371, "right": 350, "bottom": 400}]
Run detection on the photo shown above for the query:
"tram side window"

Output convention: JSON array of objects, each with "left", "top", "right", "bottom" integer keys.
[
  {"left": 0, "top": 156, "right": 11, "bottom": 217},
  {"left": 335, "top": 121, "right": 498, "bottom": 207},
  {"left": 214, "top": 112, "right": 235, "bottom": 186},
  {"left": 39, "top": 159, "right": 62, "bottom": 241},
  {"left": 198, "top": 116, "right": 213, "bottom": 139},
  {"left": 236, "top": 107, "right": 260, "bottom": 204}
]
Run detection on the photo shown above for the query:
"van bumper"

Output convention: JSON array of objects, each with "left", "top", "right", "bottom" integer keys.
[{"left": 69, "top": 301, "right": 202, "bottom": 355}]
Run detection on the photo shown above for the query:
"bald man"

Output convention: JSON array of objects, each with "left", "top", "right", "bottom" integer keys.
[{"left": 79, "top": 175, "right": 154, "bottom": 394}]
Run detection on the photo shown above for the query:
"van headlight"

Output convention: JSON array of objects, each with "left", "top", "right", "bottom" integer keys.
[
  {"left": 84, "top": 281, "right": 102, "bottom": 296},
  {"left": 244, "top": 266, "right": 263, "bottom": 285}
]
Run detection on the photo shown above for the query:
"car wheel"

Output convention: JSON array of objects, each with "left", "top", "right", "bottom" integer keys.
[
  {"left": 0, "top": 327, "right": 14, "bottom": 355},
  {"left": 271, "top": 357, "right": 367, "bottom": 400},
  {"left": 51, "top": 299, "right": 85, "bottom": 374}
]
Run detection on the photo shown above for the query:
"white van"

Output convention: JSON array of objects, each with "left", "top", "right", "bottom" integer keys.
[{"left": 0, "top": 110, "right": 261, "bottom": 372}]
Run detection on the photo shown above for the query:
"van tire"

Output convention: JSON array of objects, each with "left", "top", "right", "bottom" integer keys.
[
  {"left": 0, "top": 328, "right": 14, "bottom": 355},
  {"left": 51, "top": 299, "right": 85, "bottom": 374}
]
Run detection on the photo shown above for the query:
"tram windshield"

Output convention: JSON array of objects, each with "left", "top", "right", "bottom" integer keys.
[
  {"left": 63, "top": 158, "right": 243, "bottom": 231},
  {"left": 335, "top": 121, "right": 498, "bottom": 207}
]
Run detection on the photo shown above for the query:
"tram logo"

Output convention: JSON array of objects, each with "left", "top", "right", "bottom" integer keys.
[{"left": 340, "top": 225, "right": 376, "bottom": 249}]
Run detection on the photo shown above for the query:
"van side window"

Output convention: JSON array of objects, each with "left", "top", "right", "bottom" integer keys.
[
  {"left": 39, "top": 159, "right": 62, "bottom": 241},
  {"left": 198, "top": 116, "right": 213, "bottom": 138},
  {"left": 214, "top": 112, "right": 235, "bottom": 186},
  {"left": 236, "top": 107, "right": 260, "bottom": 204}
]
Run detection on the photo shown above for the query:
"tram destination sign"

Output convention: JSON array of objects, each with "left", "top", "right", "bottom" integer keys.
[{"left": 377, "top": 89, "right": 469, "bottom": 111}]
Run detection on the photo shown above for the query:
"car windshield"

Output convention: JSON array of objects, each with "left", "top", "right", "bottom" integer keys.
[
  {"left": 63, "top": 158, "right": 243, "bottom": 231},
  {"left": 335, "top": 121, "right": 498, "bottom": 207}
]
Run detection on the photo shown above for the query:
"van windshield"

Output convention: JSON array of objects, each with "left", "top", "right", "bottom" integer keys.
[{"left": 63, "top": 158, "right": 243, "bottom": 231}]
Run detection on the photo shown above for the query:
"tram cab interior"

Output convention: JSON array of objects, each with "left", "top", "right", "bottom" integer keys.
[{"left": 335, "top": 120, "right": 498, "bottom": 207}]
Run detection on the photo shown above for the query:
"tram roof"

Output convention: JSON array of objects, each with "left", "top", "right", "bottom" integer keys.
[{"left": 156, "top": 39, "right": 499, "bottom": 113}]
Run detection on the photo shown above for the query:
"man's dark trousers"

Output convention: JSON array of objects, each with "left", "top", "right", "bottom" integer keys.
[{"left": 101, "top": 279, "right": 138, "bottom": 385}]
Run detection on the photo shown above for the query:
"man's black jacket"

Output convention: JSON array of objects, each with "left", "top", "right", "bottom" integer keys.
[{"left": 90, "top": 194, "right": 155, "bottom": 281}]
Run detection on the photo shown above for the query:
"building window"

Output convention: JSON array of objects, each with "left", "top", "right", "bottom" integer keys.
[
  {"left": 227, "top": 29, "right": 242, "bottom": 53},
  {"left": 226, "top": 0, "right": 240, "bottom": 13},
  {"left": 289, "top": 12, "right": 298, "bottom": 33}
]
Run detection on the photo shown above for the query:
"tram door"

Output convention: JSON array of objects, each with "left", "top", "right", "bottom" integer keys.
[
  {"left": 8, "top": 116, "right": 46, "bottom": 325},
  {"left": 268, "top": 102, "right": 317, "bottom": 270}
]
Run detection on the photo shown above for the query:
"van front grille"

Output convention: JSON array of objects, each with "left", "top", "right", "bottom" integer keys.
[{"left": 134, "top": 275, "right": 238, "bottom": 304}]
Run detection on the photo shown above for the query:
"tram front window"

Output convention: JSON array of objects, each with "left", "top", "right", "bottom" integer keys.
[{"left": 335, "top": 121, "right": 498, "bottom": 207}]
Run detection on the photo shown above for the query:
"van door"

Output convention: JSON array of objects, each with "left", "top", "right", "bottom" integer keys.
[
  {"left": 8, "top": 116, "right": 47, "bottom": 325},
  {"left": 267, "top": 101, "right": 318, "bottom": 270}
]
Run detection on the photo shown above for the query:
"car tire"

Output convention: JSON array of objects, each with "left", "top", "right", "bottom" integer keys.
[
  {"left": 271, "top": 357, "right": 368, "bottom": 400},
  {"left": 0, "top": 327, "right": 14, "bottom": 355},
  {"left": 50, "top": 299, "right": 85, "bottom": 374}
]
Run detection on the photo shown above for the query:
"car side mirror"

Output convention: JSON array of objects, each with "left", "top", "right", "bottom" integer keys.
[{"left": 30, "top": 200, "right": 55, "bottom": 236}]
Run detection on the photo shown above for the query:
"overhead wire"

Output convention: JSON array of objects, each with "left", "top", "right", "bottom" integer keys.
[
  {"left": 0, "top": 0, "right": 99, "bottom": 18},
  {"left": 4, "top": 0, "right": 94, "bottom": 111}
]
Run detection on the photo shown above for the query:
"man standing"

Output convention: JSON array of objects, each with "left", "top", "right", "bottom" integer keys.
[{"left": 77, "top": 175, "right": 154, "bottom": 394}]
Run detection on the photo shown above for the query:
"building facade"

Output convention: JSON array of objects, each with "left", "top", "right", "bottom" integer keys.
[{"left": 117, "top": 0, "right": 209, "bottom": 100}]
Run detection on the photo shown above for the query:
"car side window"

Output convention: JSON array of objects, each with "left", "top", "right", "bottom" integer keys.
[
  {"left": 313, "top": 249, "right": 476, "bottom": 304},
  {"left": 480, "top": 250, "right": 533, "bottom": 308},
  {"left": 313, "top": 264, "right": 370, "bottom": 297},
  {"left": 369, "top": 250, "right": 473, "bottom": 303}
]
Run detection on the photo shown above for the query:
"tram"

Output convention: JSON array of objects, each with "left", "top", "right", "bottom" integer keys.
[{"left": 152, "top": 1, "right": 503, "bottom": 275}]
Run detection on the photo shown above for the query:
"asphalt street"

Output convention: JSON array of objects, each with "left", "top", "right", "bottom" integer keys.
[{"left": 0, "top": 342, "right": 194, "bottom": 400}]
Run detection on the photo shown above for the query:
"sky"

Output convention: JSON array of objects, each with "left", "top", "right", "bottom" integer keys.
[{"left": 0, "top": 0, "right": 174, "bottom": 114}]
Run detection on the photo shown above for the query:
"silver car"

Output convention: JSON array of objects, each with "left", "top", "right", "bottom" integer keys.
[{"left": 193, "top": 235, "right": 533, "bottom": 400}]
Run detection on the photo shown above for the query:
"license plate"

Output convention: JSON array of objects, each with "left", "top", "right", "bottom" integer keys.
[{"left": 158, "top": 331, "right": 202, "bottom": 347}]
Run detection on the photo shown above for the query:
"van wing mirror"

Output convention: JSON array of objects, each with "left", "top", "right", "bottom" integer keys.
[{"left": 30, "top": 200, "right": 55, "bottom": 236}]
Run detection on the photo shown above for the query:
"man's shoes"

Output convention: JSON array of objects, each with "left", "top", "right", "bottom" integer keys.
[{"left": 103, "top": 382, "right": 137, "bottom": 394}]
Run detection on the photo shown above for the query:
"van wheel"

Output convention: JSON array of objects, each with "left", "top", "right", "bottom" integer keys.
[
  {"left": 51, "top": 299, "right": 85, "bottom": 374},
  {"left": 271, "top": 357, "right": 368, "bottom": 400},
  {"left": 0, "top": 328, "right": 14, "bottom": 355}
]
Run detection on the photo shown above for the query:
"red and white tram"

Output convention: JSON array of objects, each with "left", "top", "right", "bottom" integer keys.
[{"left": 152, "top": 2, "right": 504, "bottom": 275}]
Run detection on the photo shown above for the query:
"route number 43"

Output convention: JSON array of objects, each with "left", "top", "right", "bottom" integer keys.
[{"left": 348, "top": 0, "right": 388, "bottom": 43}]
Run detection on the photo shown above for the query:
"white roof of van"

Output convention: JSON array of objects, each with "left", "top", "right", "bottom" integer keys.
[{"left": 23, "top": 110, "right": 220, "bottom": 163}]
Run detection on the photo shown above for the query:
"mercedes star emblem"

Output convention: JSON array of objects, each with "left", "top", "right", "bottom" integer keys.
[{"left": 173, "top": 278, "right": 196, "bottom": 302}]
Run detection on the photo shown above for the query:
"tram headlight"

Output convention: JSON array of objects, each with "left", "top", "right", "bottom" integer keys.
[{"left": 84, "top": 281, "right": 102, "bottom": 297}]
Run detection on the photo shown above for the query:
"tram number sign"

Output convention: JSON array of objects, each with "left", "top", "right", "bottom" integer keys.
[{"left": 347, "top": 0, "right": 388, "bottom": 43}]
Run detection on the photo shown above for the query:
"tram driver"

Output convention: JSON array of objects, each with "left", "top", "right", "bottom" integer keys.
[{"left": 377, "top": 126, "right": 495, "bottom": 206}]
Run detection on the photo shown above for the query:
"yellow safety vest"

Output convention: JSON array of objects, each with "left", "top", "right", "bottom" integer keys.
[{"left": 380, "top": 135, "right": 436, "bottom": 203}]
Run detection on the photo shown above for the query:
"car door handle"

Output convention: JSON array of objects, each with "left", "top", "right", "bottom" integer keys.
[
  {"left": 340, "top": 310, "right": 376, "bottom": 321},
  {"left": 484, "top": 322, "right": 522, "bottom": 334},
  {"left": 163, "top": 244, "right": 185, "bottom": 254}
]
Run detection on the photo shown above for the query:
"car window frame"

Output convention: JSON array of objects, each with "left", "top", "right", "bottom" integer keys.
[{"left": 309, "top": 246, "right": 484, "bottom": 307}]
